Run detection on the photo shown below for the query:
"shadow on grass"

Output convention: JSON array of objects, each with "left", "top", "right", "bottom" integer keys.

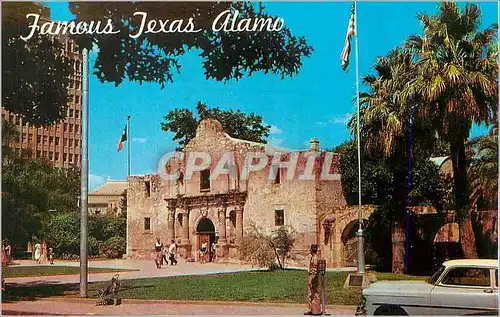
[
  {"left": 2, "top": 281, "right": 156, "bottom": 303},
  {"left": 2, "top": 282, "right": 79, "bottom": 303}
]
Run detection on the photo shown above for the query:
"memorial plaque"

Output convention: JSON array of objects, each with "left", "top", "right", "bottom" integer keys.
[{"left": 349, "top": 275, "right": 363, "bottom": 287}]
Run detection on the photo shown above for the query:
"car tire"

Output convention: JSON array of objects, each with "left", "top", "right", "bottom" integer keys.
[{"left": 374, "top": 305, "right": 408, "bottom": 316}]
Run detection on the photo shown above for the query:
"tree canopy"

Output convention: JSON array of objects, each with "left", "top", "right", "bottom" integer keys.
[
  {"left": 2, "top": 2, "right": 72, "bottom": 126},
  {"left": 161, "top": 102, "right": 271, "bottom": 149},
  {"left": 68, "top": 2, "right": 313, "bottom": 87}
]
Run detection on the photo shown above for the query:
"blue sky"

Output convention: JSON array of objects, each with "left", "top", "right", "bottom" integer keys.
[{"left": 46, "top": 2, "right": 498, "bottom": 191}]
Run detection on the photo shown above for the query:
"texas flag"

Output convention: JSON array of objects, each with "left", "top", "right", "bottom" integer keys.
[{"left": 117, "top": 125, "right": 127, "bottom": 152}]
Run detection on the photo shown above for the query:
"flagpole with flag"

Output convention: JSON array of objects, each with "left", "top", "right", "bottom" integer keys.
[
  {"left": 341, "top": 1, "right": 365, "bottom": 274},
  {"left": 117, "top": 116, "right": 131, "bottom": 177}
]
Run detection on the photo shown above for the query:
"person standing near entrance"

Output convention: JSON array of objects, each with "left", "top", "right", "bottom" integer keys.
[
  {"left": 305, "top": 244, "right": 322, "bottom": 315},
  {"left": 168, "top": 240, "right": 177, "bottom": 265},
  {"left": 211, "top": 243, "right": 216, "bottom": 263},
  {"left": 200, "top": 242, "right": 208, "bottom": 264},
  {"left": 154, "top": 238, "right": 163, "bottom": 269}
]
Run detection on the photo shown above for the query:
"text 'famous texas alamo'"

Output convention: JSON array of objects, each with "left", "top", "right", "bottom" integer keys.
[{"left": 21, "top": 10, "right": 285, "bottom": 40}]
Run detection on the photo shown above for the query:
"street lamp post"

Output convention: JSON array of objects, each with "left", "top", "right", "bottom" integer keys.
[{"left": 79, "top": 47, "right": 89, "bottom": 298}]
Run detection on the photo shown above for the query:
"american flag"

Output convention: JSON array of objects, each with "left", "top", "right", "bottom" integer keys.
[{"left": 341, "top": 2, "right": 356, "bottom": 71}]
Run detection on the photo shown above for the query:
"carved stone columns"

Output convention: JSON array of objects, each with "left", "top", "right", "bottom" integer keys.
[
  {"left": 218, "top": 207, "right": 227, "bottom": 244},
  {"left": 181, "top": 209, "right": 190, "bottom": 245},
  {"left": 235, "top": 205, "right": 243, "bottom": 242},
  {"left": 167, "top": 200, "right": 176, "bottom": 241}
]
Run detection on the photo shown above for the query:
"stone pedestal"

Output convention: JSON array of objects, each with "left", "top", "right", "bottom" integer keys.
[
  {"left": 179, "top": 244, "right": 192, "bottom": 259},
  {"left": 216, "top": 243, "right": 229, "bottom": 258}
]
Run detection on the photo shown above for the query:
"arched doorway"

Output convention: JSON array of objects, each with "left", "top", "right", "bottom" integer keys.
[{"left": 197, "top": 218, "right": 216, "bottom": 262}]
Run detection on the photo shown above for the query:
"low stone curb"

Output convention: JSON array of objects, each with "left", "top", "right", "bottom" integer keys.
[{"left": 38, "top": 297, "right": 357, "bottom": 310}]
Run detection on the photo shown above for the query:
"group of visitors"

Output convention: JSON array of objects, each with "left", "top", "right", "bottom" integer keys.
[
  {"left": 154, "top": 238, "right": 178, "bottom": 269},
  {"left": 33, "top": 241, "right": 54, "bottom": 265},
  {"left": 199, "top": 242, "right": 216, "bottom": 264}
]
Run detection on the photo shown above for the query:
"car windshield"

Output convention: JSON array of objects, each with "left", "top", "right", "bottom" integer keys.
[{"left": 428, "top": 265, "right": 445, "bottom": 285}]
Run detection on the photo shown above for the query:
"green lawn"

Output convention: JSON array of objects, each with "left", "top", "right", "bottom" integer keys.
[
  {"left": 2, "top": 270, "right": 427, "bottom": 305},
  {"left": 2, "top": 266, "right": 136, "bottom": 278}
]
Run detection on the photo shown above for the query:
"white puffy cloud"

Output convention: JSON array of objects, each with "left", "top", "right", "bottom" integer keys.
[
  {"left": 316, "top": 113, "right": 352, "bottom": 126},
  {"left": 132, "top": 137, "right": 147, "bottom": 144}
]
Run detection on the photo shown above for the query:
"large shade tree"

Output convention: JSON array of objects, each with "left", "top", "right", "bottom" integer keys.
[
  {"left": 68, "top": 2, "right": 313, "bottom": 87},
  {"left": 2, "top": 2, "right": 72, "bottom": 126},
  {"left": 406, "top": 2, "right": 498, "bottom": 258},
  {"left": 162, "top": 102, "right": 271, "bottom": 149}
]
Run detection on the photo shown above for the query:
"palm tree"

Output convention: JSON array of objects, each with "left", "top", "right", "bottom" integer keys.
[
  {"left": 349, "top": 48, "right": 435, "bottom": 272},
  {"left": 406, "top": 2, "right": 498, "bottom": 258},
  {"left": 469, "top": 128, "right": 498, "bottom": 209}
]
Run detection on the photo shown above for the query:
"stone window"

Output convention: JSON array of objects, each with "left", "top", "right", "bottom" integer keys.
[
  {"left": 177, "top": 213, "right": 183, "bottom": 226},
  {"left": 55, "top": 137, "right": 59, "bottom": 146},
  {"left": 275, "top": 209, "right": 284, "bottom": 226},
  {"left": 69, "top": 124, "right": 73, "bottom": 133},
  {"left": 49, "top": 152, "right": 53, "bottom": 160},
  {"left": 64, "top": 123, "right": 68, "bottom": 132},
  {"left": 200, "top": 169, "right": 210, "bottom": 192},
  {"left": 37, "top": 135, "right": 42, "bottom": 143},
  {"left": 43, "top": 135, "right": 48, "bottom": 143},
  {"left": 229, "top": 210, "right": 236, "bottom": 228},
  {"left": 63, "top": 153, "right": 67, "bottom": 162},
  {"left": 145, "top": 181, "right": 151, "bottom": 197},
  {"left": 49, "top": 136, "right": 54, "bottom": 145},
  {"left": 144, "top": 217, "right": 151, "bottom": 231},
  {"left": 274, "top": 167, "right": 281, "bottom": 184},
  {"left": 55, "top": 152, "right": 59, "bottom": 161}
]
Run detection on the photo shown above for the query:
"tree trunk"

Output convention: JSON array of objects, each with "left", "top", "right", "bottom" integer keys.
[
  {"left": 392, "top": 221, "right": 406, "bottom": 274},
  {"left": 449, "top": 139, "right": 478, "bottom": 258}
]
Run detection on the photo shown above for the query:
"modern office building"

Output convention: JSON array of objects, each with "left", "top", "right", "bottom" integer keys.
[{"left": 2, "top": 3, "right": 83, "bottom": 169}]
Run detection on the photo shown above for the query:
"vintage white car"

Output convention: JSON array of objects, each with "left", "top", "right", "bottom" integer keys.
[{"left": 357, "top": 259, "right": 498, "bottom": 315}]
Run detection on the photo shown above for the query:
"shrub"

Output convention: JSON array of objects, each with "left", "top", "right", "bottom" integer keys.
[
  {"left": 100, "top": 236, "right": 126, "bottom": 259},
  {"left": 238, "top": 224, "right": 295, "bottom": 270}
]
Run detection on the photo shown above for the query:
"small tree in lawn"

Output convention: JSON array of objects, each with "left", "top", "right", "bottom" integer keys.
[
  {"left": 270, "top": 226, "right": 296, "bottom": 269},
  {"left": 238, "top": 224, "right": 295, "bottom": 270}
]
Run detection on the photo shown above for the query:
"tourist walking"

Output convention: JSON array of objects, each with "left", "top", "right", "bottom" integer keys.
[
  {"left": 34, "top": 242, "right": 42, "bottom": 264},
  {"left": 154, "top": 238, "right": 163, "bottom": 269},
  {"left": 5, "top": 241, "right": 12, "bottom": 264},
  {"left": 48, "top": 247, "right": 54, "bottom": 265},
  {"left": 168, "top": 239, "right": 177, "bottom": 265},
  {"left": 40, "top": 241, "right": 48, "bottom": 264},
  {"left": 305, "top": 244, "right": 321, "bottom": 315},
  {"left": 161, "top": 243, "right": 168, "bottom": 266},
  {"left": 1, "top": 244, "right": 6, "bottom": 290}
]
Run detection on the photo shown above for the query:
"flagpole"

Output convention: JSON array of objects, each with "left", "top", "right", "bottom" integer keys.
[
  {"left": 79, "top": 47, "right": 89, "bottom": 298},
  {"left": 354, "top": 0, "right": 365, "bottom": 274},
  {"left": 127, "top": 115, "right": 131, "bottom": 177}
]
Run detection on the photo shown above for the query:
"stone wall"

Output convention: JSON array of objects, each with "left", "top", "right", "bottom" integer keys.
[{"left": 126, "top": 118, "right": 348, "bottom": 266}]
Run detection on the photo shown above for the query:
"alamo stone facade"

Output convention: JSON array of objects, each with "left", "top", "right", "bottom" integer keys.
[{"left": 126, "top": 118, "right": 376, "bottom": 267}]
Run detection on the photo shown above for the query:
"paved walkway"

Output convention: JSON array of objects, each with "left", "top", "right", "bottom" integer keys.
[
  {"left": 5, "top": 259, "right": 356, "bottom": 286},
  {"left": 2, "top": 298, "right": 357, "bottom": 315},
  {"left": 3, "top": 259, "right": 357, "bottom": 315}
]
